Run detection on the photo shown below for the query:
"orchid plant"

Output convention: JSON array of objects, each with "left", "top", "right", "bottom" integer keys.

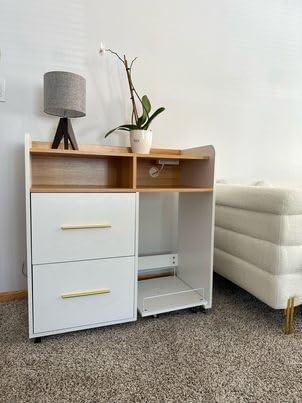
[{"left": 99, "top": 43, "right": 165, "bottom": 138}]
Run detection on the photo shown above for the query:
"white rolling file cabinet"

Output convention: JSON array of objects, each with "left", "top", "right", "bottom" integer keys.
[{"left": 25, "top": 135, "right": 215, "bottom": 341}]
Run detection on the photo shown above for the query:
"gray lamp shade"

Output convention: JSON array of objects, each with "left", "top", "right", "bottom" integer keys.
[{"left": 44, "top": 71, "right": 86, "bottom": 118}]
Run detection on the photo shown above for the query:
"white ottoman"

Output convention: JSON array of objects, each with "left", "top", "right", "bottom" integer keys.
[{"left": 214, "top": 184, "right": 302, "bottom": 333}]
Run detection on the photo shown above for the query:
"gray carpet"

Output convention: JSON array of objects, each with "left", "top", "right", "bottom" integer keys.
[{"left": 0, "top": 276, "right": 302, "bottom": 403}]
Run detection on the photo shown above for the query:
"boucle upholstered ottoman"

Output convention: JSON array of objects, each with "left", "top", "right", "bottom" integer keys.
[{"left": 214, "top": 184, "right": 302, "bottom": 333}]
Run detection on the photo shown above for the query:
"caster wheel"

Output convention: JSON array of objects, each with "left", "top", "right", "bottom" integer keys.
[
  {"left": 33, "top": 337, "right": 42, "bottom": 344},
  {"left": 153, "top": 314, "right": 158, "bottom": 318},
  {"left": 190, "top": 306, "right": 210, "bottom": 314}
]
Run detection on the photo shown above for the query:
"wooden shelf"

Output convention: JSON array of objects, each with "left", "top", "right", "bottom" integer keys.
[
  {"left": 31, "top": 185, "right": 135, "bottom": 193},
  {"left": 136, "top": 186, "right": 213, "bottom": 193},
  {"left": 31, "top": 185, "right": 212, "bottom": 193},
  {"left": 29, "top": 141, "right": 213, "bottom": 193},
  {"left": 30, "top": 141, "right": 134, "bottom": 157},
  {"left": 135, "top": 153, "right": 209, "bottom": 160},
  {"left": 30, "top": 148, "right": 133, "bottom": 159},
  {"left": 30, "top": 147, "right": 208, "bottom": 161}
]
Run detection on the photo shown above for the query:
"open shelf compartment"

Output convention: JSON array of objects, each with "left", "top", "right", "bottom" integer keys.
[
  {"left": 136, "top": 154, "right": 212, "bottom": 192},
  {"left": 31, "top": 153, "right": 134, "bottom": 192},
  {"left": 138, "top": 276, "right": 207, "bottom": 317}
]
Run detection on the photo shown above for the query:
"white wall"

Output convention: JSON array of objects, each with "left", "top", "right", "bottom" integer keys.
[{"left": 1, "top": 0, "right": 302, "bottom": 291}]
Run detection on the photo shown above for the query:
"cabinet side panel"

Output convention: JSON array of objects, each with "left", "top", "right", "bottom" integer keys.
[
  {"left": 25, "top": 134, "right": 34, "bottom": 337},
  {"left": 178, "top": 146, "right": 215, "bottom": 307},
  {"left": 178, "top": 192, "right": 214, "bottom": 306}
]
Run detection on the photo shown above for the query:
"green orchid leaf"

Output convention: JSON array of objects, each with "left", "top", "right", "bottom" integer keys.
[
  {"left": 104, "top": 124, "right": 137, "bottom": 138},
  {"left": 136, "top": 95, "right": 151, "bottom": 128},
  {"left": 119, "top": 124, "right": 138, "bottom": 130},
  {"left": 143, "top": 107, "right": 165, "bottom": 129},
  {"left": 142, "top": 95, "right": 151, "bottom": 113},
  {"left": 105, "top": 127, "right": 121, "bottom": 138}
]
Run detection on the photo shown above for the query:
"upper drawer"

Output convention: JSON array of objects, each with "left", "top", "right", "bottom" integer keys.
[{"left": 31, "top": 193, "right": 136, "bottom": 264}]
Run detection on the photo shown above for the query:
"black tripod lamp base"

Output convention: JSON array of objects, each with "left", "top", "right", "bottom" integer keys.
[{"left": 51, "top": 118, "right": 79, "bottom": 150}]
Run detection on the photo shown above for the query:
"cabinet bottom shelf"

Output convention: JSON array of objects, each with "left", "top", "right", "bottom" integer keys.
[{"left": 138, "top": 276, "right": 207, "bottom": 317}]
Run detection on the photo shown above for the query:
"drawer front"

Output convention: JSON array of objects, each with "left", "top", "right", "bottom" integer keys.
[
  {"left": 33, "top": 257, "right": 135, "bottom": 334},
  {"left": 31, "top": 193, "right": 136, "bottom": 264}
]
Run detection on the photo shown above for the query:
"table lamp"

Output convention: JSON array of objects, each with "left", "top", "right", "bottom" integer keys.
[{"left": 44, "top": 71, "right": 86, "bottom": 150}]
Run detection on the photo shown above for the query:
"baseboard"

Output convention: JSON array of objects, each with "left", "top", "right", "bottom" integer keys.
[{"left": 0, "top": 289, "right": 27, "bottom": 302}]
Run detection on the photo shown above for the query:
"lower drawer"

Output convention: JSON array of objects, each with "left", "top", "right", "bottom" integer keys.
[{"left": 33, "top": 257, "right": 135, "bottom": 334}]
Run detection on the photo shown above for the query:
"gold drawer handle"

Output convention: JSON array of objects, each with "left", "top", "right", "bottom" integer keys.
[
  {"left": 61, "top": 224, "right": 111, "bottom": 230},
  {"left": 61, "top": 288, "right": 111, "bottom": 299}
]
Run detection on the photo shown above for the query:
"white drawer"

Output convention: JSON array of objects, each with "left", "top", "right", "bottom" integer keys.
[
  {"left": 31, "top": 193, "right": 136, "bottom": 264},
  {"left": 33, "top": 256, "right": 135, "bottom": 334}
]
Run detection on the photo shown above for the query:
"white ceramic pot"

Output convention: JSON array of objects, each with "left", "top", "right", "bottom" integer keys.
[{"left": 130, "top": 130, "right": 152, "bottom": 154}]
